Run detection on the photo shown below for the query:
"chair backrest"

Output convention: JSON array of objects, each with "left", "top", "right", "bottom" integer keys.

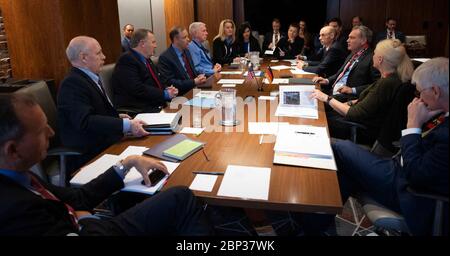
[{"left": 99, "top": 63, "right": 115, "bottom": 101}]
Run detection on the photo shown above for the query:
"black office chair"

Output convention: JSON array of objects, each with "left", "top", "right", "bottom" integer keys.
[{"left": 16, "top": 81, "right": 81, "bottom": 186}]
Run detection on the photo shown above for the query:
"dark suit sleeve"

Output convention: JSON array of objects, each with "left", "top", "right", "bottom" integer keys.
[
  {"left": 58, "top": 76, "right": 123, "bottom": 136},
  {"left": 400, "top": 130, "right": 449, "bottom": 194},
  {"left": 262, "top": 33, "right": 271, "bottom": 53},
  {"left": 113, "top": 56, "right": 165, "bottom": 102},
  {"left": 158, "top": 54, "right": 195, "bottom": 95},
  {"left": 304, "top": 47, "right": 342, "bottom": 77},
  {"left": 46, "top": 168, "right": 124, "bottom": 211}
]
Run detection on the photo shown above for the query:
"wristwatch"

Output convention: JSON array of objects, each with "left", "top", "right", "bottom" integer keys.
[
  {"left": 326, "top": 95, "right": 333, "bottom": 104},
  {"left": 113, "top": 160, "right": 130, "bottom": 178}
]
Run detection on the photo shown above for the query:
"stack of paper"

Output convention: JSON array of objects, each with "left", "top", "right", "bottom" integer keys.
[
  {"left": 275, "top": 85, "right": 318, "bottom": 119},
  {"left": 273, "top": 125, "right": 337, "bottom": 170}
]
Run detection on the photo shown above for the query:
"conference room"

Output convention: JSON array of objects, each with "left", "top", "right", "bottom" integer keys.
[{"left": 0, "top": 0, "right": 448, "bottom": 241}]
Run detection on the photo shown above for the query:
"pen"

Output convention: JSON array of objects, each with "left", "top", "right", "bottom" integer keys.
[
  {"left": 295, "top": 131, "right": 315, "bottom": 135},
  {"left": 192, "top": 171, "right": 225, "bottom": 175}
]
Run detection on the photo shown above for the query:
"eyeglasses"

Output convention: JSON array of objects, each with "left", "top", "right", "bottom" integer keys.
[{"left": 414, "top": 87, "right": 432, "bottom": 97}]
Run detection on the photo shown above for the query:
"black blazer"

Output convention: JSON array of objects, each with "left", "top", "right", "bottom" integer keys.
[
  {"left": 303, "top": 41, "right": 347, "bottom": 78},
  {"left": 262, "top": 31, "right": 287, "bottom": 53},
  {"left": 212, "top": 38, "right": 237, "bottom": 65},
  {"left": 158, "top": 46, "right": 197, "bottom": 96},
  {"left": 235, "top": 36, "right": 261, "bottom": 57},
  {"left": 397, "top": 117, "right": 449, "bottom": 235},
  {"left": 327, "top": 48, "right": 380, "bottom": 96},
  {"left": 0, "top": 169, "right": 124, "bottom": 235},
  {"left": 57, "top": 67, "right": 123, "bottom": 169},
  {"left": 275, "top": 37, "right": 304, "bottom": 59},
  {"left": 112, "top": 51, "right": 167, "bottom": 113}
]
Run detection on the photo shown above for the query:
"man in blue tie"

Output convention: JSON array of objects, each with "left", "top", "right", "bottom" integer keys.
[{"left": 188, "top": 22, "right": 222, "bottom": 76}]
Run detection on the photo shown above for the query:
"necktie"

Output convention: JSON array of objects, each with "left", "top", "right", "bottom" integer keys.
[
  {"left": 422, "top": 114, "right": 446, "bottom": 137},
  {"left": 274, "top": 33, "right": 279, "bottom": 48},
  {"left": 145, "top": 59, "right": 163, "bottom": 90},
  {"left": 30, "top": 175, "right": 79, "bottom": 230},
  {"left": 332, "top": 48, "right": 367, "bottom": 88},
  {"left": 388, "top": 31, "right": 393, "bottom": 39},
  {"left": 182, "top": 52, "right": 196, "bottom": 79},
  {"left": 97, "top": 78, "right": 113, "bottom": 106}
]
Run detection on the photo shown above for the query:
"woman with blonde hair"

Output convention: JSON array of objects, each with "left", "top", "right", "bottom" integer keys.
[
  {"left": 311, "top": 39, "right": 414, "bottom": 144},
  {"left": 212, "top": 19, "right": 239, "bottom": 65}
]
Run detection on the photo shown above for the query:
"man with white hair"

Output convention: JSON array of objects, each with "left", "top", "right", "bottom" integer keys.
[
  {"left": 308, "top": 58, "right": 448, "bottom": 236},
  {"left": 188, "top": 22, "right": 221, "bottom": 76},
  {"left": 58, "top": 36, "right": 149, "bottom": 174}
]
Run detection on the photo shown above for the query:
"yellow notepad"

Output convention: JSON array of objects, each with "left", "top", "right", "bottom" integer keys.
[{"left": 163, "top": 139, "right": 204, "bottom": 161}]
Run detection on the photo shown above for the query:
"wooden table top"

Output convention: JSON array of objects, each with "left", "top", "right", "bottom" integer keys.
[{"left": 96, "top": 59, "right": 342, "bottom": 214}]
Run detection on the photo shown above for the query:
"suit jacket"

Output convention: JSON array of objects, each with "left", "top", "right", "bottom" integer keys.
[
  {"left": 112, "top": 51, "right": 167, "bottom": 113},
  {"left": 303, "top": 41, "right": 347, "bottom": 78},
  {"left": 327, "top": 48, "right": 380, "bottom": 96},
  {"left": 262, "top": 31, "right": 287, "bottom": 53},
  {"left": 57, "top": 67, "right": 124, "bottom": 170},
  {"left": 158, "top": 46, "right": 197, "bottom": 96},
  {"left": 212, "top": 37, "right": 238, "bottom": 65},
  {"left": 121, "top": 37, "right": 131, "bottom": 52},
  {"left": 374, "top": 30, "right": 406, "bottom": 45},
  {"left": 235, "top": 36, "right": 261, "bottom": 57},
  {"left": 0, "top": 169, "right": 124, "bottom": 235},
  {"left": 396, "top": 117, "right": 449, "bottom": 235},
  {"left": 275, "top": 37, "right": 304, "bottom": 60}
]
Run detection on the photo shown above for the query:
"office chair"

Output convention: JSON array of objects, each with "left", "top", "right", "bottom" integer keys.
[{"left": 17, "top": 81, "right": 81, "bottom": 186}]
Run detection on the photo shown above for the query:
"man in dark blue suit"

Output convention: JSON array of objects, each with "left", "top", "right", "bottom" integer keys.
[
  {"left": 304, "top": 58, "right": 448, "bottom": 236},
  {"left": 58, "top": 36, "right": 149, "bottom": 173},
  {"left": 0, "top": 93, "right": 211, "bottom": 236},
  {"left": 374, "top": 17, "right": 406, "bottom": 45},
  {"left": 158, "top": 26, "right": 207, "bottom": 95}
]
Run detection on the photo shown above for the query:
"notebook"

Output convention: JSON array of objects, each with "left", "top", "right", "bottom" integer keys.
[
  {"left": 162, "top": 139, "right": 204, "bottom": 161},
  {"left": 134, "top": 112, "right": 181, "bottom": 134}
]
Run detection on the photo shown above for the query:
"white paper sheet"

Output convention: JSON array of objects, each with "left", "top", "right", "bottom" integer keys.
[
  {"left": 290, "top": 68, "right": 316, "bottom": 75},
  {"left": 275, "top": 105, "right": 318, "bottom": 119},
  {"left": 270, "top": 60, "right": 279, "bottom": 63},
  {"left": 263, "top": 78, "right": 289, "bottom": 84},
  {"left": 189, "top": 174, "right": 218, "bottom": 192},
  {"left": 221, "top": 84, "right": 236, "bottom": 88},
  {"left": 194, "top": 90, "right": 219, "bottom": 99},
  {"left": 248, "top": 122, "right": 289, "bottom": 135},
  {"left": 179, "top": 127, "right": 205, "bottom": 136},
  {"left": 118, "top": 146, "right": 148, "bottom": 159},
  {"left": 217, "top": 165, "right": 271, "bottom": 200},
  {"left": 220, "top": 71, "right": 243, "bottom": 75},
  {"left": 270, "top": 65, "right": 292, "bottom": 70},
  {"left": 217, "top": 79, "right": 245, "bottom": 84},
  {"left": 134, "top": 112, "right": 179, "bottom": 126},
  {"left": 264, "top": 50, "right": 274, "bottom": 55},
  {"left": 275, "top": 85, "right": 318, "bottom": 119}
]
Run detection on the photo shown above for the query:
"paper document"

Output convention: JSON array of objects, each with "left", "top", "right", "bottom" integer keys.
[
  {"left": 70, "top": 153, "right": 180, "bottom": 195},
  {"left": 190, "top": 174, "right": 218, "bottom": 192},
  {"left": 270, "top": 65, "right": 292, "bottom": 71},
  {"left": 222, "top": 84, "right": 236, "bottom": 88},
  {"left": 263, "top": 78, "right": 289, "bottom": 84},
  {"left": 285, "top": 59, "right": 298, "bottom": 66},
  {"left": 220, "top": 71, "right": 243, "bottom": 75},
  {"left": 275, "top": 85, "right": 318, "bottom": 119},
  {"left": 264, "top": 50, "right": 274, "bottom": 55},
  {"left": 290, "top": 68, "right": 316, "bottom": 75},
  {"left": 217, "top": 165, "right": 271, "bottom": 200},
  {"left": 248, "top": 122, "right": 289, "bottom": 135},
  {"left": 118, "top": 146, "right": 148, "bottom": 159},
  {"left": 258, "top": 96, "right": 277, "bottom": 101},
  {"left": 194, "top": 90, "right": 219, "bottom": 99},
  {"left": 180, "top": 127, "right": 205, "bottom": 136},
  {"left": 134, "top": 112, "right": 180, "bottom": 126},
  {"left": 217, "top": 79, "right": 245, "bottom": 84},
  {"left": 270, "top": 60, "right": 279, "bottom": 63}
]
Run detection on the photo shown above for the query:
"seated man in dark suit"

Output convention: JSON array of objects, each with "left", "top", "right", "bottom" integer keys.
[
  {"left": 262, "top": 18, "right": 287, "bottom": 53},
  {"left": 312, "top": 25, "right": 380, "bottom": 102},
  {"left": 296, "top": 26, "right": 346, "bottom": 78},
  {"left": 0, "top": 93, "right": 211, "bottom": 236},
  {"left": 301, "top": 58, "right": 449, "bottom": 236},
  {"left": 58, "top": 36, "right": 149, "bottom": 173},
  {"left": 158, "top": 26, "right": 207, "bottom": 95},
  {"left": 374, "top": 17, "right": 406, "bottom": 45},
  {"left": 112, "top": 29, "right": 178, "bottom": 113}
]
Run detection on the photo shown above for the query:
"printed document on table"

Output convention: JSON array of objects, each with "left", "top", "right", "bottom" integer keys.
[
  {"left": 220, "top": 71, "right": 243, "bottom": 75},
  {"left": 217, "top": 79, "right": 245, "bottom": 84},
  {"left": 190, "top": 174, "right": 218, "bottom": 192},
  {"left": 217, "top": 165, "right": 271, "bottom": 200},
  {"left": 275, "top": 85, "right": 318, "bottom": 119},
  {"left": 118, "top": 146, "right": 149, "bottom": 159},
  {"left": 290, "top": 68, "right": 316, "bottom": 75},
  {"left": 248, "top": 122, "right": 289, "bottom": 135},
  {"left": 263, "top": 78, "right": 289, "bottom": 84},
  {"left": 270, "top": 65, "right": 292, "bottom": 70},
  {"left": 134, "top": 112, "right": 179, "bottom": 126},
  {"left": 194, "top": 90, "right": 219, "bottom": 99}
]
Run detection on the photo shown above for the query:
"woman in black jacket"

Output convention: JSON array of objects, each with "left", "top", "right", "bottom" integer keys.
[
  {"left": 235, "top": 22, "right": 261, "bottom": 57},
  {"left": 212, "top": 19, "right": 239, "bottom": 65}
]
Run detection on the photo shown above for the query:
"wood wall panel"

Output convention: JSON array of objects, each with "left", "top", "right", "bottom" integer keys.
[
  {"left": 196, "top": 0, "right": 233, "bottom": 47},
  {"left": 0, "top": 0, "right": 122, "bottom": 88},
  {"left": 164, "top": 0, "right": 195, "bottom": 46},
  {"left": 339, "top": 0, "right": 387, "bottom": 32}
]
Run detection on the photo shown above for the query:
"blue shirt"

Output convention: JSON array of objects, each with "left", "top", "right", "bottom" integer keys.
[
  {"left": 131, "top": 49, "right": 171, "bottom": 100},
  {"left": 172, "top": 44, "right": 188, "bottom": 73},
  {"left": 188, "top": 40, "right": 214, "bottom": 76},
  {"left": 77, "top": 67, "right": 131, "bottom": 134}
]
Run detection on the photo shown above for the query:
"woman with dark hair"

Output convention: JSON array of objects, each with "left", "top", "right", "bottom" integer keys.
[
  {"left": 298, "top": 20, "right": 314, "bottom": 58},
  {"left": 234, "top": 22, "right": 261, "bottom": 57}
]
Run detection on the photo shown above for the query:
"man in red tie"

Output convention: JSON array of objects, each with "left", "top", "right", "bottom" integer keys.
[
  {"left": 0, "top": 93, "right": 211, "bottom": 236},
  {"left": 158, "top": 26, "right": 207, "bottom": 95},
  {"left": 113, "top": 29, "right": 179, "bottom": 113}
]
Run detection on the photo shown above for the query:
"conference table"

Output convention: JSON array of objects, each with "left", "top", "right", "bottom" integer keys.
[{"left": 94, "top": 58, "right": 342, "bottom": 215}]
